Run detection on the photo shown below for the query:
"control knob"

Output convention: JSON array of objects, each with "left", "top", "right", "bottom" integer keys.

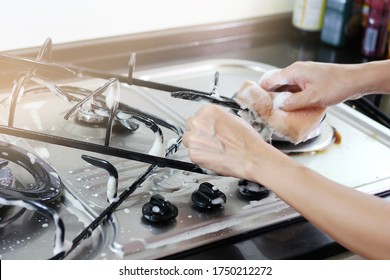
[
  {"left": 191, "top": 182, "right": 226, "bottom": 209},
  {"left": 238, "top": 179, "right": 270, "bottom": 200},
  {"left": 142, "top": 194, "right": 178, "bottom": 224}
]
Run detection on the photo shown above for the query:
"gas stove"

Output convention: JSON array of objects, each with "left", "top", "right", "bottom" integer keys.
[{"left": 1, "top": 39, "right": 390, "bottom": 260}]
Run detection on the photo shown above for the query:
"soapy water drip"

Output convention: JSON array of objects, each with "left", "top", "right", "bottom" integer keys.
[{"left": 81, "top": 155, "right": 119, "bottom": 204}]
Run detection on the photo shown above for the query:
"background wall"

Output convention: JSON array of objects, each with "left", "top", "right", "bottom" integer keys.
[{"left": 0, "top": 0, "right": 293, "bottom": 51}]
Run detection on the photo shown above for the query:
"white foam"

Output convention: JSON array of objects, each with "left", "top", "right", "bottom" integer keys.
[
  {"left": 34, "top": 147, "right": 50, "bottom": 159},
  {"left": 105, "top": 80, "right": 120, "bottom": 109},
  {"left": 148, "top": 132, "right": 165, "bottom": 157},
  {"left": 151, "top": 206, "right": 161, "bottom": 213},
  {"left": 107, "top": 175, "right": 118, "bottom": 204},
  {"left": 273, "top": 91, "right": 292, "bottom": 110},
  {"left": 26, "top": 153, "right": 37, "bottom": 164}
]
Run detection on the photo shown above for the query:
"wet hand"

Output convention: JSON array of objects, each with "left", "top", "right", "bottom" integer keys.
[
  {"left": 259, "top": 61, "right": 357, "bottom": 111},
  {"left": 182, "top": 105, "right": 268, "bottom": 179}
]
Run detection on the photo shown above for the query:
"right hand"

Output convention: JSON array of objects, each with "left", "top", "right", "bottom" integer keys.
[{"left": 259, "top": 61, "right": 364, "bottom": 111}]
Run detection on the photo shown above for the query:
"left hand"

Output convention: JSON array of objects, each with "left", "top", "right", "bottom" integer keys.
[{"left": 182, "top": 104, "right": 277, "bottom": 180}]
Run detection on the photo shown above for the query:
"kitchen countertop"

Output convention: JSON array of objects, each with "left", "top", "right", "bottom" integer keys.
[{"left": 2, "top": 13, "right": 387, "bottom": 260}]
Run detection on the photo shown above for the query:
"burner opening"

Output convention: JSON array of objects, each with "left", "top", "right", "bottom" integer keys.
[
  {"left": 73, "top": 113, "right": 138, "bottom": 133},
  {"left": 1, "top": 160, "right": 37, "bottom": 190},
  {"left": 0, "top": 204, "right": 26, "bottom": 228}
]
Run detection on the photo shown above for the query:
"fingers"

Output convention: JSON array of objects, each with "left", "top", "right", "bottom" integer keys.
[
  {"left": 184, "top": 115, "right": 193, "bottom": 132},
  {"left": 259, "top": 68, "right": 304, "bottom": 111},
  {"left": 280, "top": 91, "right": 311, "bottom": 111},
  {"left": 183, "top": 105, "right": 226, "bottom": 171},
  {"left": 260, "top": 69, "right": 291, "bottom": 91},
  {"left": 259, "top": 64, "right": 324, "bottom": 112},
  {"left": 183, "top": 105, "right": 219, "bottom": 147}
]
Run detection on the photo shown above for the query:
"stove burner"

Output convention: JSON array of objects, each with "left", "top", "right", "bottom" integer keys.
[
  {"left": 269, "top": 122, "right": 336, "bottom": 154},
  {"left": 13, "top": 76, "right": 182, "bottom": 152},
  {"left": 0, "top": 141, "right": 63, "bottom": 202},
  {"left": 27, "top": 77, "right": 144, "bottom": 146}
]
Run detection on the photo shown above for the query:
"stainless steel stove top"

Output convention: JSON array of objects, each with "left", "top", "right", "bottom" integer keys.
[{"left": 1, "top": 57, "right": 390, "bottom": 260}]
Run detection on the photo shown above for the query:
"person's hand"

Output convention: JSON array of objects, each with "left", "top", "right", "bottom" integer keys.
[
  {"left": 183, "top": 104, "right": 261, "bottom": 179},
  {"left": 259, "top": 61, "right": 364, "bottom": 111},
  {"left": 182, "top": 105, "right": 277, "bottom": 180},
  {"left": 236, "top": 80, "right": 326, "bottom": 144}
]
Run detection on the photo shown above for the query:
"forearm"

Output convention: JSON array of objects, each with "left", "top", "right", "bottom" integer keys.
[
  {"left": 248, "top": 149, "right": 390, "bottom": 259},
  {"left": 183, "top": 104, "right": 390, "bottom": 259},
  {"left": 347, "top": 60, "right": 390, "bottom": 97}
]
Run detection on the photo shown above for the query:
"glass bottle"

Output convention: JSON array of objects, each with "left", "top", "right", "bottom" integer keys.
[
  {"left": 292, "top": 0, "right": 327, "bottom": 31},
  {"left": 361, "top": 0, "right": 389, "bottom": 57},
  {"left": 321, "top": 0, "right": 363, "bottom": 47}
]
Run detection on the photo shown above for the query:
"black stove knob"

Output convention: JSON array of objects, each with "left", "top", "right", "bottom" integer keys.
[
  {"left": 191, "top": 182, "right": 226, "bottom": 209},
  {"left": 238, "top": 179, "right": 270, "bottom": 200},
  {"left": 142, "top": 194, "right": 178, "bottom": 224}
]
